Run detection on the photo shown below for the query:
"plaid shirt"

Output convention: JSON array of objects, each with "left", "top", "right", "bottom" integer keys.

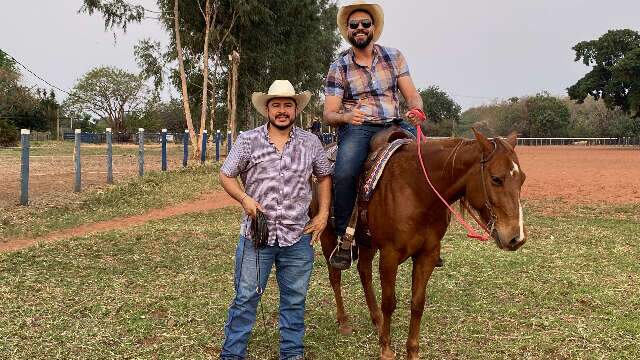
[
  {"left": 324, "top": 44, "right": 410, "bottom": 124},
  {"left": 221, "top": 124, "right": 332, "bottom": 247}
]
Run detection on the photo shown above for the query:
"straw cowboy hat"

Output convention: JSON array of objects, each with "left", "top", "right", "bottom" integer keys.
[
  {"left": 251, "top": 80, "right": 311, "bottom": 118},
  {"left": 337, "top": 1, "right": 384, "bottom": 43}
]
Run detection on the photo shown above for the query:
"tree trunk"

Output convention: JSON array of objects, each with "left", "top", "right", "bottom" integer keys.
[
  {"left": 199, "top": 0, "right": 212, "bottom": 159},
  {"left": 227, "top": 51, "right": 240, "bottom": 141},
  {"left": 209, "top": 60, "right": 218, "bottom": 144},
  {"left": 174, "top": 0, "right": 199, "bottom": 158}
]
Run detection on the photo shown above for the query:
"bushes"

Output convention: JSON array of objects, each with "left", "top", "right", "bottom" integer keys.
[
  {"left": 460, "top": 95, "right": 638, "bottom": 138},
  {"left": 0, "top": 119, "right": 18, "bottom": 147}
]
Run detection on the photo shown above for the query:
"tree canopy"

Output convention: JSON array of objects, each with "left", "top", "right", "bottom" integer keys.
[
  {"left": 81, "top": 0, "right": 340, "bottom": 132},
  {"left": 526, "top": 92, "right": 570, "bottom": 137},
  {"left": 63, "top": 66, "right": 150, "bottom": 132},
  {"left": 0, "top": 49, "right": 60, "bottom": 135},
  {"left": 568, "top": 29, "right": 640, "bottom": 117},
  {"left": 417, "top": 86, "right": 462, "bottom": 136}
]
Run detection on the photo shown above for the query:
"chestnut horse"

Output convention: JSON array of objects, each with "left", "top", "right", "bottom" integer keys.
[{"left": 313, "top": 129, "right": 527, "bottom": 359}]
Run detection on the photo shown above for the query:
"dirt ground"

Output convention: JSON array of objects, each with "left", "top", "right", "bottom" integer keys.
[
  {"left": 516, "top": 146, "right": 640, "bottom": 204},
  {"left": 1, "top": 145, "right": 639, "bottom": 208},
  {"left": 0, "top": 144, "right": 196, "bottom": 207},
  {"left": 0, "top": 191, "right": 236, "bottom": 252}
]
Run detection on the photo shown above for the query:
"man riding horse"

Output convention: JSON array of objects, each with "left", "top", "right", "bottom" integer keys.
[{"left": 323, "top": 0, "right": 428, "bottom": 269}]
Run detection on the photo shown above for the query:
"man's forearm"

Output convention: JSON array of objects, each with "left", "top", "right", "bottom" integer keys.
[
  {"left": 406, "top": 94, "right": 423, "bottom": 112},
  {"left": 322, "top": 111, "right": 345, "bottom": 127},
  {"left": 316, "top": 175, "right": 332, "bottom": 217},
  {"left": 219, "top": 173, "right": 247, "bottom": 204}
]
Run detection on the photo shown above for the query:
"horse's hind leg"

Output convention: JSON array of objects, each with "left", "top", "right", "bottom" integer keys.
[
  {"left": 378, "top": 249, "right": 400, "bottom": 360},
  {"left": 357, "top": 245, "right": 382, "bottom": 333},
  {"left": 406, "top": 250, "right": 438, "bottom": 360},
  {"left": 320, "top": 229, "right": 352, "bottom": 335}
]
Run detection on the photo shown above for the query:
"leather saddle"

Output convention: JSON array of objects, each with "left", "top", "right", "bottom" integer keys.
[{"left": 323, "top": 125, "right": 415, "bottom": 247}]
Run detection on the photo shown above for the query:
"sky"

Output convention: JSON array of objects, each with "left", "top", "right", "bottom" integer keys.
[{"left": 1, "top": 0, "right": 640, "bottom": 110}]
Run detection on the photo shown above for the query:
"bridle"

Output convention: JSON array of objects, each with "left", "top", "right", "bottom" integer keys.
[
  {"left": 416, "top": 126, "right": 497, "bottom": 241},
  {"left": 468, "top": 140, "right": 499, "bottom": 239}
]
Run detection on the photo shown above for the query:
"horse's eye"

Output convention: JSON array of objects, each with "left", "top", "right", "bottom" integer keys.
[{"left": 491, "top": 176, "right": 503, "bottom": 186}]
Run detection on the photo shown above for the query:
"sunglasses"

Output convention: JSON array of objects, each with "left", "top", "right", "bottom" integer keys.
[{"left": 348, "top": 19, "right": 373, "bottom": 30}]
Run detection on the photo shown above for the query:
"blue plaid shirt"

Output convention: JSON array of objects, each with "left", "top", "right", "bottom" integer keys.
[{"left": 325, "top": 44, "right": 411, "bottom": 123}]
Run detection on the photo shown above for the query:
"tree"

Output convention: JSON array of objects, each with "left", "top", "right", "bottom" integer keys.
[
  {"left": 568, "top": 29, "right": 640, "bottom": 117},
  {"left": 150, "top": 98, "right": 189, "bottom": 132},
  {"left": 0, "top": 49, "right": 57, "bottom": 133},
  {"left": 80, "top": 0, "right": 340, "bottom": 136},
  {"left": 0, "top": 119, "right": 18, "bottom": 147},
  {"left": 417, "top": 85, "right": 461, "bottom": 136},
  {"left": 63, "top": 66, "right": 150, "bottom": 132},
  {"left": 228, "top": 0, "right": 340, "bottom": 129},
  {"left": 526, "top": 92, "right": 570, "bottom": 137}
]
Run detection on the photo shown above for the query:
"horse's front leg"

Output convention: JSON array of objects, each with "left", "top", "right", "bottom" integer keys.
[
  {"left": 320, "top": 229, "right": 352, "bottom": 335},
  {"left": 378, "top": 248, "right": 400, "bottom": 360},
  {"left": 406, "top": 247, "right": 439, "bottom": 360},
  {"left": 357, "top": 245, "right": 382, "bottom": 333}
]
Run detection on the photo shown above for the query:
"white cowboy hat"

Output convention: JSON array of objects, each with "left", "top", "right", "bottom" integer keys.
[
  {"left": 251, "top": 80, "right": 311, "bottom": 118},
  {"left": 337, "top": 1, "right": 384, "bottom": 44}
]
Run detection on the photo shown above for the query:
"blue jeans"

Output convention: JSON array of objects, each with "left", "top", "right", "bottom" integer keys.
[
  {"left": 333, "top": 121, "right": 416, "bottom": 236},
  {"left": 221, "top": 234, "right": 314, "bottom": 360}
]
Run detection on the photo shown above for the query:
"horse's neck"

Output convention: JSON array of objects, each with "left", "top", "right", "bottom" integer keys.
[{"left": 419, "top": 139, "right": 480, "bottom": 204}]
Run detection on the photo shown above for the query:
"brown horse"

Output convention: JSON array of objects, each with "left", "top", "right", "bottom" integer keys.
[{"left": 314, "top": 128, "right": 527, "bottom": 359}]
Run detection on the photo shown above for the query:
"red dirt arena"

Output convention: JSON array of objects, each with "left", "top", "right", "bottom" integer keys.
[
  {"left": 0, "top": 146, "right": 639, "bottom": 208},
  {"left": 516, "top": 146, "right": 640, "bottom": 204}
]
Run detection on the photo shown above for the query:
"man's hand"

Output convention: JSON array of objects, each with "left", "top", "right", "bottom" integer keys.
[
  {"left": 405, "top": 108, "right": 427, "bottom": 126},
  {"left": 343, "top": 98, "right": 367, "bottom": 125},
  {"left": 303, "top": 213, "right": 328, "bottom": 245},
  {"left": 241, "top": 196, "right": 263, "bottom": 219}
]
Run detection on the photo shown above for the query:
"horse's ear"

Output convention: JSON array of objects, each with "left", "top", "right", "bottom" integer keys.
[
  {"left": 506, "top": 131, "right": 518, "bottom": 148},
  {"left": 472, "top": 127, "right": 493, "bottom": 155}
]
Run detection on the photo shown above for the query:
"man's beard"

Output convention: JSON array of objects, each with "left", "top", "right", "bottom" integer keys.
[
  {"left": 349, "top": 31, "right": 373, "bottom": 49},
  {"left": 269, "top": 114, "right": 295, "bottom": 130}
]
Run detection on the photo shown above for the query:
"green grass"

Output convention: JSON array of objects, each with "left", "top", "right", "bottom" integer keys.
[
  {"left": 0, "top": 203, "right": 638, "bottom": 359},
  {"left": 0, "top": 164, "right": 221, "bottom": 241}
]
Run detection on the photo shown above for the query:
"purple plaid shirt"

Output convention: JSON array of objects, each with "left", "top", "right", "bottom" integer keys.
[
  {"left": 324, "top": 44, "right": 410, "bottom": 124},
  {"left": 220, "top": 124, "right": 332, "bottom": 247}
]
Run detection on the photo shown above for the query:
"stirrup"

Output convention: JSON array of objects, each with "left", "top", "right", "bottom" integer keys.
[{"left": 329, "top": 229, "right": 354, "bottom": 270}]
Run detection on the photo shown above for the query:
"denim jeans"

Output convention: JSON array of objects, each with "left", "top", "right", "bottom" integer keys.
[
  {"left": 221, "top": 234, "right": 314, "bottom": 360},
  {"left": 333, "top": 121, "right": 417, "bottom": 236}
]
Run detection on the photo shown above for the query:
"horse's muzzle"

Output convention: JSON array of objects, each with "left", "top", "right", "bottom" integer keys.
[{"left": 493, "top": 228, "right": 526, "bottom": 251}]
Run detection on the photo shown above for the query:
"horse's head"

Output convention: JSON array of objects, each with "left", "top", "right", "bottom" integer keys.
[{"left": 467, "top": 129, "right": 527, "bottom": 251}]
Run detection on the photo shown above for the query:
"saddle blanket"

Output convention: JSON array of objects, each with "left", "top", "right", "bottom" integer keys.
[{"left": 361, "top": 138, "right": 413, "bottom": 201}]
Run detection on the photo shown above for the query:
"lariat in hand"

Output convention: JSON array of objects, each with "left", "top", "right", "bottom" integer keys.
[{"left": 251, "top": 209, "right": 269, "bottom": 249}]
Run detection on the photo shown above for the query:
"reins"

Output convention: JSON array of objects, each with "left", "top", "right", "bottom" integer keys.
[{"left": 415, "top": 125, "right": 493, "bottom": 241}]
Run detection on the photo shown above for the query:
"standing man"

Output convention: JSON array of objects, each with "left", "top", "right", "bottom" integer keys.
[
  {"left": 323, "top": 1, "right": 427, "bottom": 269},
  {"left": 219, "top": 80, "right": 332, "bottom": 359}
]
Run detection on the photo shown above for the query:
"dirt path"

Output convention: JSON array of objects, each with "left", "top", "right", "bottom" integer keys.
[{"left": 0, "top": 191, "right": 238, "bottom": 253}]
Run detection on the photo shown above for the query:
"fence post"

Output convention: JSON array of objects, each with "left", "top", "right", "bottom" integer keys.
[
  {"left": 227, "top": 131, "right": 232, "bottom": 155},
  {"left": 161, "top": 128, "right": 167, "bottom": 171},
  {"left": 138, "top": 128, "right": 144, "bottom": 177},
  {"left": 216, "top": 130, "right": 221, "bottom": 162},
  {"left": 20, "top": 129, "right": 30, "bottom": 205},
  {"left": 74, "top": 129, "right": 81, "bottom": 192},
  {"left": 201, "top": 130, "right": 208, "bottom": 164},
  {"left": 183, "top": 129, "right": 189, "bottom": 167},
  {"left": 106, "top": 128, "right": 113, "bottom": 184}
]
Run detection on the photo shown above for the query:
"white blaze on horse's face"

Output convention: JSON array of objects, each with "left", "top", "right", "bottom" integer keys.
[
  {"left": 510, "top": 162, "right": 520, "bottom": 177},
  {"left": 518, "top": 199, "right": 524, "bottom": 242},
  {"left": 488, "top": 157, "right": 527, "bottom": 251}
]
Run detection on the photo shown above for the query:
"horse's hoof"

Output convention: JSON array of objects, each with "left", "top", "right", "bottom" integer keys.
[
  {"left": 380, "top": 349, "right": 396, "bottom": 360},
  {"left": 338, "top": 324, "right": 353, "bottom": 335}
]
